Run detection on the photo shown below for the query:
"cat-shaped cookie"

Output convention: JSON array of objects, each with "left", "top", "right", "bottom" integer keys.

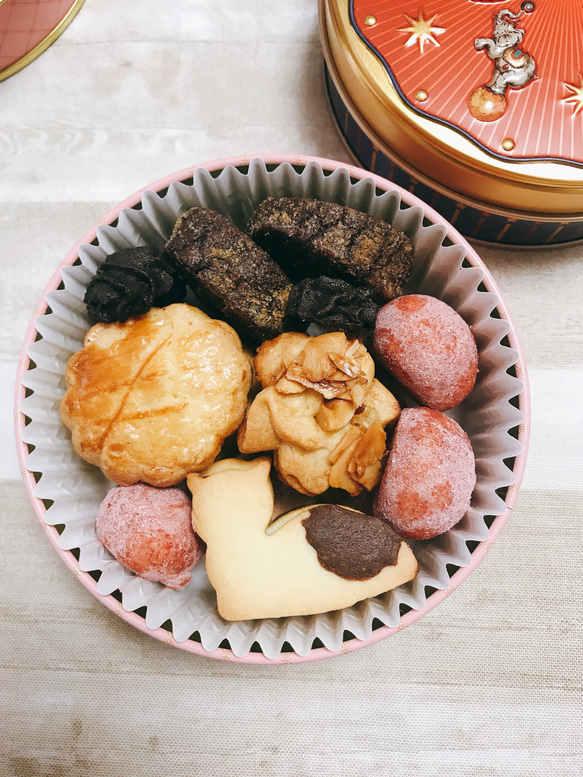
[{"left": 187, "top": 457, "right": 417, "bottom": 621}]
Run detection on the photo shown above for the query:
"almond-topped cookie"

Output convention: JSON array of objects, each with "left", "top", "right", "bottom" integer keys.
[{"left": 238, "top": 331, "right": 400, "bottom": 496}]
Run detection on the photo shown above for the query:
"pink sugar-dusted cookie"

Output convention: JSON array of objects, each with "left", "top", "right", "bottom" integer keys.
[
  {"left": 96, "top": 484, "right": 202, "bottom": 589},
  {"left": 374, "top": 407, "right": 476, "bottom": 540},
  {"left": 373, "top": 294, "right": 478, "bottom": 411}
]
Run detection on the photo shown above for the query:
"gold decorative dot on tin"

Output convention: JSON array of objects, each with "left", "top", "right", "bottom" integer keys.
[
  {"left": 415, "top": 90, "right": 428, "bottom": 102},
  {"left": 364, "top": 15, "right": 376, "bottom": 26},
  {"left": 501, "top": 138, "right": 515, "bottom": 151}
]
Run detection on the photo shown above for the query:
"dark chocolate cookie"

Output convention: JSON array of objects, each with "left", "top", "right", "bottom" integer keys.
[
  {"left": 165, "top": 207, "right": 293, "bottom": 342},
  {"left": 287, "top": 275, "right": 378, "bottom": 336},
  {"left": 248, "top": 197, "right": 413, "bottom": 302}
]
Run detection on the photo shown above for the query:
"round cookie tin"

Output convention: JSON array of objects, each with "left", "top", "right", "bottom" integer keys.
[{"left": 319, "top": 0, "right": 583, "bottom": 245}]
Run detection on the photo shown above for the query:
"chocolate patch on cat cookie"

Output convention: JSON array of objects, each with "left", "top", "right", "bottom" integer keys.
[{"left": 302, "top": 505, "right": 401, "bottom": 581}]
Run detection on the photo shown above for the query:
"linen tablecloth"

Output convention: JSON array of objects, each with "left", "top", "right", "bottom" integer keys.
[{"left": 1, "top": 1, "right": 581, "bottom": 774}]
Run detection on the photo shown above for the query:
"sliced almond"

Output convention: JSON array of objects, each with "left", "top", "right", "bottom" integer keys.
[
  {"left": 274, "top": 375, "right": 306, "bottom": 394},
  {"left": 351, "top": 404, "right": 381, "bottom": 430},
  {"left": 296, "top": 345, "right": 336, "bottom": 382},
  {"left": 364, "top": 378, "right": 400, "bottom": 426},
  {"left": 315, "top": 398, "right": 356, "bottom": 432},
  {"left": 254, "top": 332, "right": 308, "bottom": 387},
  {"left": 328, "top": 351, "right": 362, "bottom": 379},
  {"left": 285, "top": 374, "right": 350, "bottom": 400},
  {"left": 329, "top": 426, "right": 363, "bottom": 495},
  {"left": 348, "top": 422, "right": 386, "bottom": 480}
]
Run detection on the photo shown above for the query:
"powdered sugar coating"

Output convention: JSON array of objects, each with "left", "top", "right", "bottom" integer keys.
[
  {"left": 373, "top": 295, "right": 478, "bottom": 410},
  {"left": 96, "top": 484, "right": 201, "bottom": 589},
  {"left": 374, "top": 407, "right": 476, "bottom": 540}
]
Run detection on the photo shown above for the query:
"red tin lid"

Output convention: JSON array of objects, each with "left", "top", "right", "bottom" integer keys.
[
  {"left": 321, "top": 0, "right": 583, "bottom": 218},
  {"left": 0, "top": 0, "right": 85, "bottom": 82}
]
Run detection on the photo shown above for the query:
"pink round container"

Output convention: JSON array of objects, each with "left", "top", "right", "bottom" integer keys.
[{"left": 15, "top": 154, "right": 530, "bottom": 664}]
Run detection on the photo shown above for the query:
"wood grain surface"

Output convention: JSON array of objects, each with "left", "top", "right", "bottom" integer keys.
[{"left": 1, "top": 1, "right": 581, "bottom": 775}]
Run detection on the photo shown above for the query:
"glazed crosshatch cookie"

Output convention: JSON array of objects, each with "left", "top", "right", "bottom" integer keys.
[
  {"left": 188, "top": 458, "right": 418, "bottom": 621},
  {"left": 17, "top": 153, "right": 529, "bottom": 663},
  {"left": 60, "top": 303, "right": 252, "bottom": 487}
]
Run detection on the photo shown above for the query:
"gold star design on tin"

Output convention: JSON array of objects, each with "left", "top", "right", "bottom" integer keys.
[
  {"left": 398, "top": 8, "right": 445, "bottom": 54},
  {"left": 562, "top": 74, "right": 583, "bottom": 116}
]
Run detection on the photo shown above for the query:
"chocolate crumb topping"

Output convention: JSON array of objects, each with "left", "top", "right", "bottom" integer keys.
[{"left": 302, "top": 505, "right": 402, "bottom": 581}]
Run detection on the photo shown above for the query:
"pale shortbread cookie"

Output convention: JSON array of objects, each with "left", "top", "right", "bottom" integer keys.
[
  {"left": 188, "top": 457, "right": 417, "bottom": 621},
  {"left": 61, "top": 303, "right": 252, "bottom": 487}
]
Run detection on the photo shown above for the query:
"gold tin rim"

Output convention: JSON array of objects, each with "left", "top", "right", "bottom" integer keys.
[
  {"left": 0, "top": 0, "right": 86, "bottom": 83},
  {"left": 321, "top": 16, "right": 583, "bottom": 226},
  {"left": 320, "top": 0, "right": 583, "bottom": 218}
]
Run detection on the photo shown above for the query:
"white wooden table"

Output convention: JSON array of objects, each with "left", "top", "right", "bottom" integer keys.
[{"left": 1, "top": 1, "right": 581, "bottom": 774}]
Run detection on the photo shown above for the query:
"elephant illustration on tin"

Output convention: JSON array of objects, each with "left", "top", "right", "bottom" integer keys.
[{"left": 469, "top": 2, "right": 536, "bottom": 122}]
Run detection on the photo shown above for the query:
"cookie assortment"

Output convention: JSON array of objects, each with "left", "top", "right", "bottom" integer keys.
[{"left": 61, "top": 197, "right": 479, "bottom": 617}]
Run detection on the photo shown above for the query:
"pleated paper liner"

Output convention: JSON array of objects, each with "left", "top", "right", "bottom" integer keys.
[{"left": 16, "top": 156, "right": 529, "bottom": 663}]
